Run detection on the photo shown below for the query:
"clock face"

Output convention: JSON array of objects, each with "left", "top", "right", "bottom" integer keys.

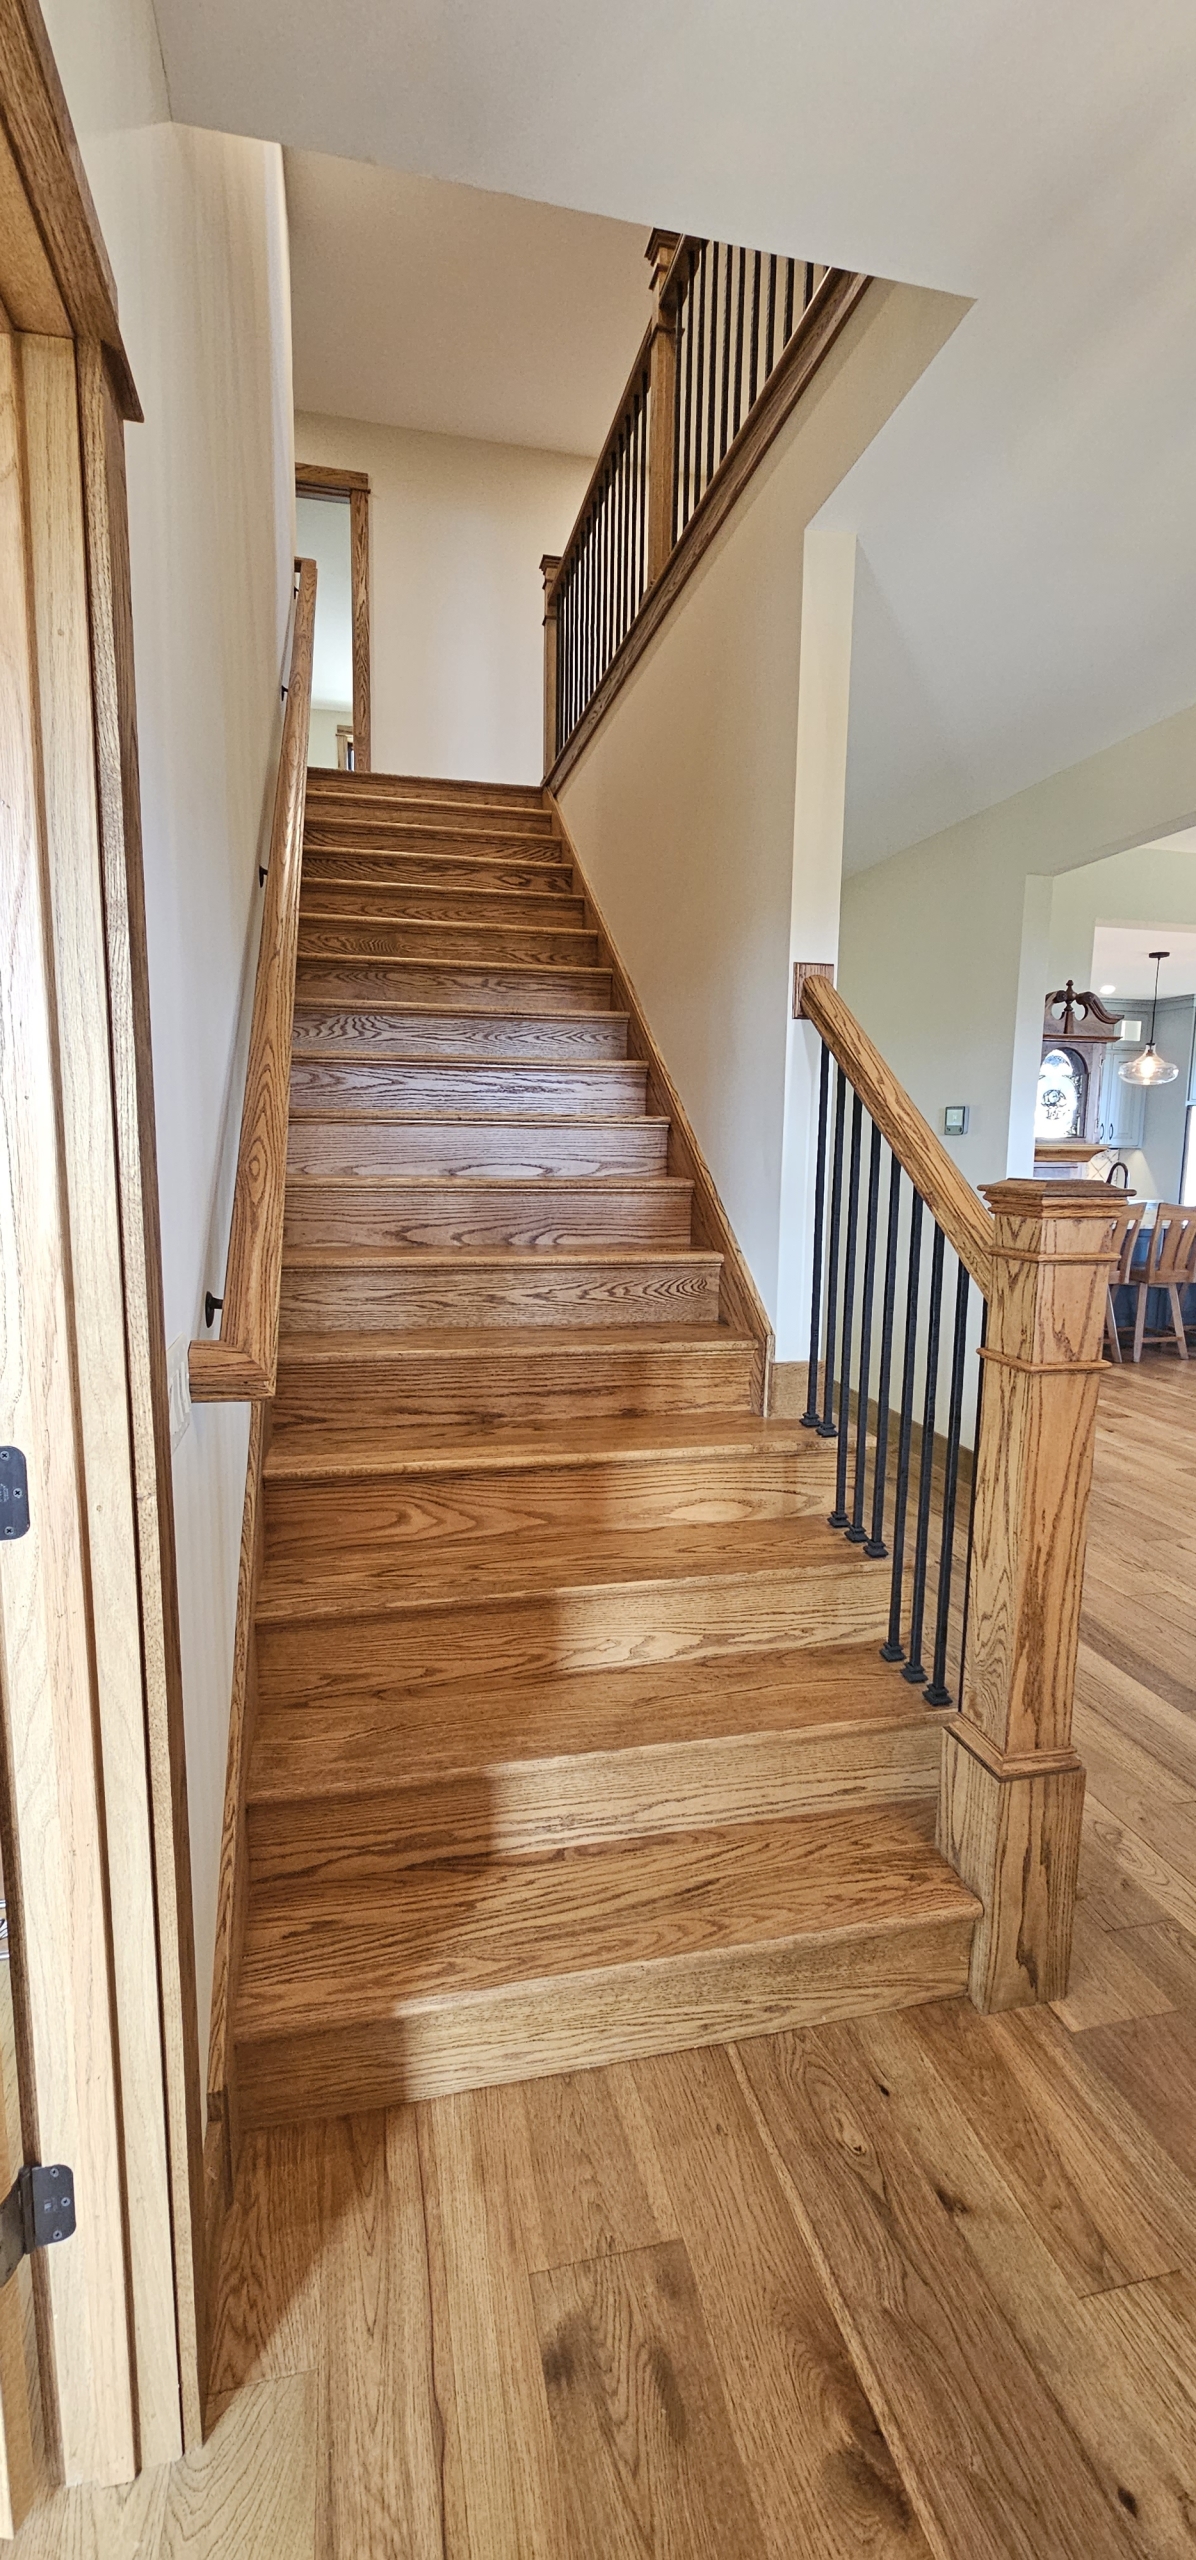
[{"left": 1035, "top": 1045, "right": 1087, "bottom": 1142}]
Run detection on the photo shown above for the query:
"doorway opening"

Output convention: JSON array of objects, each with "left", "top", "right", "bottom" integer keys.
[{"left": 295, "top": 463, "right": 371, "bottom": 769}]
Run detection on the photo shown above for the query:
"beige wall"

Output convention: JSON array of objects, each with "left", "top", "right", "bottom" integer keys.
[
  {"left": 41, "top": 0, "right": 296, "bottom": 2050},
  {"left": 557, "top": 280, "right": 969, "bottom": 1358},
  {"left": 295, "top": 410, "right": 591, "bottom": 782},
  {"left": 839, "top": 702, "right": 1196, "bottom": 1198}
]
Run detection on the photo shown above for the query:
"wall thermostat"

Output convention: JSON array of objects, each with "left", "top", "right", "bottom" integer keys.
[{"left": 943, "top": 1104, "right": 970, "bottom": 1136}]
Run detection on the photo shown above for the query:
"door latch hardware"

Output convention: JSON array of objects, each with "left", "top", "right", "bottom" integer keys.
[
  {"left": 0, "top": 1448, "right": 29, "bottom": 1540},
  {"left": 0, "top": 2165, "right": 75, "bottom": 2289}
]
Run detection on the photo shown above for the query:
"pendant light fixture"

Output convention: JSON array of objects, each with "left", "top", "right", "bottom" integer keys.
[{"left": 1118, "top": 949, "right": 1180, "bottom": 1086}]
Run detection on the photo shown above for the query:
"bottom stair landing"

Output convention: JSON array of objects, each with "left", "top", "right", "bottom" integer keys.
[{"left": 237, "top": 1798, "right": 978, "bottom": 2124}]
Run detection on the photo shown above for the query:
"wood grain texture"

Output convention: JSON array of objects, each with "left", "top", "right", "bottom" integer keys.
[
  {"left": 281, "top": 1173, "right": 693, "bottom": 1253},
  {"left": 0, "top": 0, "right": 138, "bottom": 412},
  {"left": 533, "top": 2240, "right": 769, "bottom": 2559},
  {"left": 271, "top": 1324, "right": 757, "bottom": 1428},
  {"left": 285, "top": 1112, "right": 669, "bottom": 1180},
  {"left": 288, "top": 1055, "right": 646, "bottom": 1112},
  {"left": 0, "top": 331, "right": 135, "bottom": 2486},
  {"left": 939, "top": 1726, "right": 1084, "bottom": 2008},
  {"left": 206, "top": 1403, "right": 266, "bottom": 2201},
  {"left": 76, "top": 337, "right": 205, "bottom": 2445},
  {"left": 801, "top": 976, "right": 994, "bottom": 1288},
  {"left": 734, "top": 2025, "right": 1137, "bottom": 2560},
  {"left": 23, "top": 332, "right": 182, "bottom": 2468},
  {"left": 190, "top": 558, "right": 316, "bottom": 1402}
]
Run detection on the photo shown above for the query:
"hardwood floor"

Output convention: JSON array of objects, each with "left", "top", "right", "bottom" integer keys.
[{"left": 12, "top": 1352, "right": 1195, "bottom": 2555}]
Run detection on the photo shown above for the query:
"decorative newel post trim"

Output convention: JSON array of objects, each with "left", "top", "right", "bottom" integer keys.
[
  {"left": 645, "top": 230, "right": 681, "bottom": 586},
  {"left": 540, "top": 553, "right": 561, "bottom": 780},
  {"left": 940, "top": 1178, "right": 1119, "bottom": 2010}
]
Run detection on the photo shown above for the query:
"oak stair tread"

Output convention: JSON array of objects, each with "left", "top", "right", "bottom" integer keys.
[
  {"left": 248, "top": 1645, "right": 930, "bottom": 1801},
  {"left": 235, "top": 1803, "right": 978, "bottom": 2038},
  {"left": 263, "top": 1409, "right": 823, "bottom": 1477},
  {"left": 255, "top": 1511, "right": 871, "bottom": 1622}
]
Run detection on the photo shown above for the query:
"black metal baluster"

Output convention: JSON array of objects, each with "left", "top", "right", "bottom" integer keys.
[
  {"left": 847, "top": 1118, "right": 883, "bottom": 1542},
  {"left": 865, "top": 1150, "right": 901, "bottom": 1558},
  {"left": 748, "top": 247, "right": 762, "bottom": 409},
  {"left": 765, "top": 253, "right": 777, "bottom": 378},
  {"left": 706, "top": 246, "right": 719, "bottom": 488},
  {"left": 924, "top": 1258, "right": 971, "bottom": 1704},
  {"left": 639, "top": 376, "right": 649, "bottom": 601},
  {"left": 618, "top": 417, "right": 630, "bottom": 643},
  {"left": 901, "top": 1222, "right": 946, "bottom": 1684},
  {"left": 805, "top": 259, "right": 815, "bottom": 310},
  {"left": 783, "top": 256, "right": 795, "bottom": 343},
  {"left": 719, "top": 243, "right": 734, "bottom": 462},
  {"left": 881, "top": 1192, "right": 923, "bottom": 1659},
  {"left": 693, "top": 242, "right": 708, "bottom": 511},
  {"left": 732, "top": 245, "right": 746, "bottom": 439},
  {"left": 819, "top": 1066, "right": 847, "bottom": 1438},
  {"left": 829, "top": 1092, "right": 863, "bottom": 1528},
  {"left": 801, "top": 1042, "right": 831, "bottom": 1428}
]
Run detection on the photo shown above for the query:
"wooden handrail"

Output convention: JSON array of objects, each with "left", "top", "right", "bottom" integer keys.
[
  {"left": 189, "top": 557, "right": 316, "bottom": 1401},
  {"left": 799, "top": 973, "right": 994, "bottom": 1293}
]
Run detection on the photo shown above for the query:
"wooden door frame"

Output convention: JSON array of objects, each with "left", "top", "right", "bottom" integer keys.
[
  {"left": 0, "top": 0, "right": 204, "bottom": 2509},
  {"left": 295, "top": 460, "right": 371, "bottom": 769}
]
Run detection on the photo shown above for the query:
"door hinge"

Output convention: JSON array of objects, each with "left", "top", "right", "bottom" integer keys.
[
  {"left": 0, "top": 1447, "right": 30, "bottom": 1540},
  {"left": 0, "top": 2165, "right": 75, "bottom": 2289}
]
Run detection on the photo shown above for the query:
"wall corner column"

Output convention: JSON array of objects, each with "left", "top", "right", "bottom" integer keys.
[{"left": 940, "top": 1178, "right": 1118, "bottom": 2009}]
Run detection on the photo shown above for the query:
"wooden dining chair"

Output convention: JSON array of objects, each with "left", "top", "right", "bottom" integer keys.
[
  {"left": 1104, "top": 1206, "right": 1144, "bottom": 1363},
  {"left": 1131, "top": 1203, "right": 1196, "bottom": 1362}
]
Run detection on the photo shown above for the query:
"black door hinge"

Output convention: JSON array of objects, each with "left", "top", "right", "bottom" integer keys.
[
  {"left": 0, "top": 2165, "right": 75, "bottom": 2289},
  {"left": 0, "top": 1448, "right": 29, "bottom": 1540}
]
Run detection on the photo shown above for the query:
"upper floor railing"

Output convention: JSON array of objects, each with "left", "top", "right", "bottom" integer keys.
[
  {"left": 542, "top": 230, "right": 859, "bottom": 775},
  {"left": 188, "top": 556, "right": 316, "bottom": 1402},
  {"left": 794, "top": 966, "right": 1119, "bottom": 2012}
]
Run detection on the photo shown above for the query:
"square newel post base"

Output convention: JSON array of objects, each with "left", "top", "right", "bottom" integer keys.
[{"left": 940, "top": 1718, "right": 1085, "bottom": 2011}]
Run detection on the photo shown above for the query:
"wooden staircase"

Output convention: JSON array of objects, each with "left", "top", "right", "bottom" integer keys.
[{"left": 232, "top": 771, "right": 980, "bottom": 2127}]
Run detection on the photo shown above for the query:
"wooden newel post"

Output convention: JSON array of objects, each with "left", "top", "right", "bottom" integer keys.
[
  {"left": 645, "top": 230, "right": 681, "bottom": 586},
  {"left": 540, "top": 553, "right": 561, "bottom": 780},
  {"left": 940, "top": 1180, "right": 1118, "bottom": 2010}
]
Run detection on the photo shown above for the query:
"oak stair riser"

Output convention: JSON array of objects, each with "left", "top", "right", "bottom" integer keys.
[
  {"left": 285, "top": 1116, "right": 670, "bottom": 1180},
  {"left": 300, "top": 883, "right": 587, "bottom": 926},
  {"left": 291, "top": 1006, "right": 630, "bottom": 1060},
  {"left": 288, "top": 1059, "right": 648, "bottom": 1114},
  {"left": 298, "top": 920, "right": 599, "bottom": 969},
  {"left": 271, "top": 1333, "right": 759, "bottom": 1427},
  {"left": 281, "top": 1176, "right": 694, "bottom": 1253},
  {"left": 295, "top": 962, "right": 613, "bottom": 1012},
  {"left": 255, "top": 1554, "right": 882, "bottom": 1694},
  {"left": 262, "top": 1445, "right": 834, "bottom": 1565},
  {"left": 279, "top": 1250, "right": 723, "bottom": 1333}
]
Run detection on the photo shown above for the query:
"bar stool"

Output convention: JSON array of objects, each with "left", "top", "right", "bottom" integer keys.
[
  {"left": 1104, "top": 1206, "right": 1144, "bottom": 1364},
  {"left": 1131, "top": 1204, "right": 1196, "bottom": 1362}
]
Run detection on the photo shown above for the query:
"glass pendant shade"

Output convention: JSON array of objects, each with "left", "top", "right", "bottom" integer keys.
[
  {"left": 1117, "top": 950, "right": 1179, "bottom": 1085},
  {"left": 1118, "top": 1043, "right": 1179, "bottom": 1086}
]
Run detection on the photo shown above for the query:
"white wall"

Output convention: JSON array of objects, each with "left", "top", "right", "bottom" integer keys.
[
  {"left": 40, "top": 0, "right": 296, "bottom": 2053},
  {"left": 295, "top": 410, "right": 591, "bottom": 782},
  {"left": 557, "top": 281, "right": 968, "bottom": 1357},
  {"left": 839, "top": 704, "right": 1196, "bottom": 1197}
]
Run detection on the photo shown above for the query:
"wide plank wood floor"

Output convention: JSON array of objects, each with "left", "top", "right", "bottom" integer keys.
[{"left": 13, "top": 1355, "right": 1196, "bottom": 2557}]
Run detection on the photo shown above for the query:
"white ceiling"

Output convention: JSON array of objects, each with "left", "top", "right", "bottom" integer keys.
[
  {"left": 151, "top": 0, "right": 1196, "bottom": 869},
  {"left": 1091, "top": 925, "right": 1196, "bottom": 1004},
  {"left": 286, "top": 152, "right": 648, "bottom": 454}
]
